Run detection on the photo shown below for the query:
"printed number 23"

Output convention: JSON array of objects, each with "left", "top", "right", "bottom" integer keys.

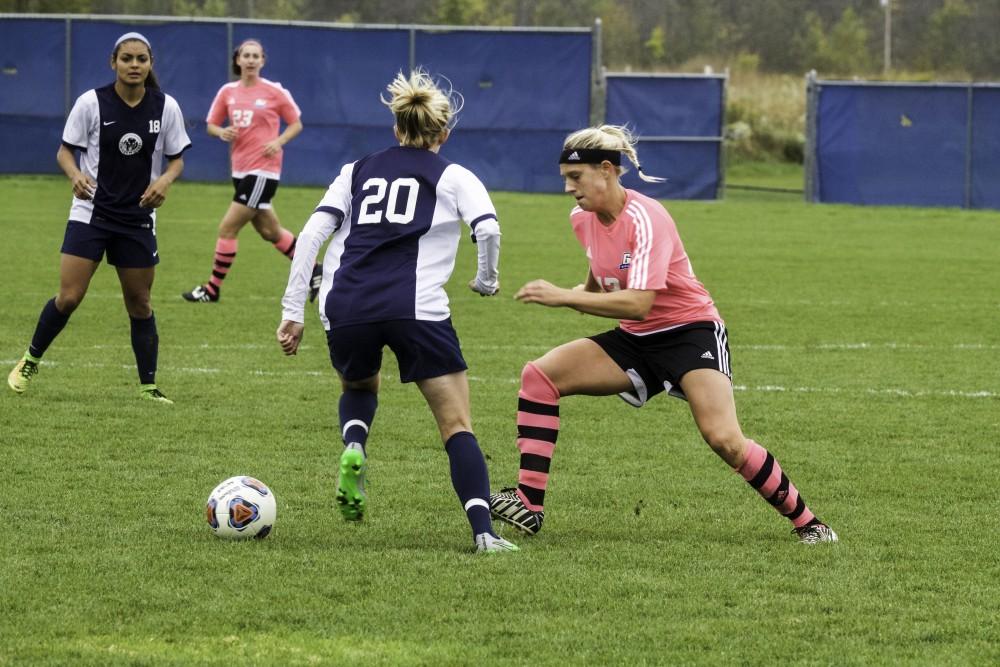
[{"left": 358, "top": 177, "right": 419, "bottom": 225}]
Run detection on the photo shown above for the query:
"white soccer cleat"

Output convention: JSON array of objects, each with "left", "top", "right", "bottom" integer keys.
[
  {"left": 475, "top": 532, "right": 519, "bottom": 553},
  {"left": 794, "top": 522, "right": 838, "bottom": 544}
]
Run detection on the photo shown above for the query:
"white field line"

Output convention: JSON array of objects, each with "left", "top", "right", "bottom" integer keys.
[
  {"left": 16, "top": 341, "right": 1000, "bottom": 353},
  {"left": 3, "top": 358, "right": 994, "bottom": 399}
]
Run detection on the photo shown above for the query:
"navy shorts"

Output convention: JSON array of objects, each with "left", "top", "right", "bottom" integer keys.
[
  {"left": 232, "top": 175, "right": 279, "bottom": 209},
  {"left": 326, "top": 319, "right": 468, "bottom": 383},
  {"left": 60, "top": 219, "right": 158, "bottom": 268},
  {"left": 589, "top": 322, "right": 731, "bottom": 406}
]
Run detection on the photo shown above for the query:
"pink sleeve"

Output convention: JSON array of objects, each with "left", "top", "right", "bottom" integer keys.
[
  {"left": 626, "top": 209, "right": 672, "bottom": 291},
  {"left": 276, "top": 86, "right": 301, "bottom": 125},
  {"left": 205, "top": 86, "right": 228, "bottom": 126}
]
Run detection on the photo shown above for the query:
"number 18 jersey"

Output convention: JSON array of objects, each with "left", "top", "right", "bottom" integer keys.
[{"left": 294, "top": 146, "right": 499, "bottom": 329}]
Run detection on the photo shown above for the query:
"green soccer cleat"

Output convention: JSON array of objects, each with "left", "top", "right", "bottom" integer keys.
[
  {"left": 139, "top": 385, "right": 174, "bottom": 404},
  {"left": 8, "top": 355, "right": 39, "bottom": 394},
  {"left": 475, "top": 533, "right": 520, "bottom": 554},
  {"left": 336, "top": 445, "right": 367, "bottom": 521}
]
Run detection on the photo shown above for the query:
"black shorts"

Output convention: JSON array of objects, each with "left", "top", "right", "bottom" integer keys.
[
  {"left": 589, "top": 322, "right": 731, "bottom": 406},
  {"left": 232, "top": 175, "right": 279, "bottom": 209},
  {"left": 326, "top": 319, "right": 468, "bottom": 383},
  {"left": 60, "top": 219, "right": 159, "bottom": 268}
]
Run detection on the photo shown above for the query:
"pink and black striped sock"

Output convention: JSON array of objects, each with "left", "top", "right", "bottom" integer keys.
[
  {"left": 207, "top": 237, "right": 238, "bottom": 297},
  {"left": 273, "top": 229, "right": 296, "bottom": 259},
  {"left": 515, "top": 363, "right": 560, "bottom": 512},
  {"left": 737, "top": 440, "right": 818, "bottom": 528}
]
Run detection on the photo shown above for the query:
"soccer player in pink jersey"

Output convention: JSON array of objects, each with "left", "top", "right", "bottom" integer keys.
[
  {"left": 182, "top": 39, "right": 320, "bottom": 303},
  {"left": 490, "top": 125, "right": 837, "bottom": 544}
]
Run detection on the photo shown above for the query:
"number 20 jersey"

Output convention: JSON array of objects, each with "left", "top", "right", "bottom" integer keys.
[{"left": 308, "top": 146, "right": 498, "bottom": 329}]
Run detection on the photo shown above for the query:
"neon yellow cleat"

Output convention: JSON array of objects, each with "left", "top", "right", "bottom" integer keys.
[
  {"left": 139, "top": 385, "right": 174, "bottom": 404},
  {"left": 8, "top": 356, "right": 39, "bottom": 394}
]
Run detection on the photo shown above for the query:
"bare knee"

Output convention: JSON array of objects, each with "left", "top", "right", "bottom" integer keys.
[
  {"left": 700, "top": 428, "right": 748, "bottom": 468},
  {"left": 54, "top": 290, "right": 85, "bottom": 314},
  {"left": 341, "top": 375, "right": 379, "bottom": 394},
  {"left": 123, "top": 294, "right": 152, "bottom": 319}
]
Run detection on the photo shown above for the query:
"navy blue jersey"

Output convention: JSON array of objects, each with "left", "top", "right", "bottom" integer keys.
[
  {"left": 281, "top": 145, "right": 501, "bottom": 329},
  {"left": 62, "top": 84, "right": 191, "bottom": 228}
]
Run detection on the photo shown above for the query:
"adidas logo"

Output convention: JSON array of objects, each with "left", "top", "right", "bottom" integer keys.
[
  {"left": 568, "top": 151, "right": 580, "bottom": 161},
  {"left": 238, "top": 194, "right": 247, "bottom": 201},
  {"left": 700, "top": 350, "right": 715, "bottom": 360}
]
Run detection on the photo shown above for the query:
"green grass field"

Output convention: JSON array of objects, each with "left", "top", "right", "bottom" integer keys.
[{"left": 1, "top": 174, "right": 998, "bottom": 665}]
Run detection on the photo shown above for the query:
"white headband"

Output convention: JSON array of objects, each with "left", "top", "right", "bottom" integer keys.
[{"left": 114, "top": 32, "right": 151, "bottom": 49}]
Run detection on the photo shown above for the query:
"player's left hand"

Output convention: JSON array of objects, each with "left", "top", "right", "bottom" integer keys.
[
  {"left": 263, "top": 139, "right": 283, "bottom": 157},
  {"left": 469, "top": 278, "right": 499, "bottom": 297},
  {"left": 139, "top": 180, "right": 169, "bottom": 208}
]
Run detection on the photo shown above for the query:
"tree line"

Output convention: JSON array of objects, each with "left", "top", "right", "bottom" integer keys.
[{"left": 4, "top": 0, "right": 999, "bottom": 78}]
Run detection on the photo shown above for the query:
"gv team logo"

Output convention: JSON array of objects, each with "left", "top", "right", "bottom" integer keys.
[
  {"left": 619, "top": 252, "right": 632, "bottom": 270},
  {"left": 119, "top": 132, "right": 143, "bottom": 156}
]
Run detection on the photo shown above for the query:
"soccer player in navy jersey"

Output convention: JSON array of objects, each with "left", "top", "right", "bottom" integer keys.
[
  {"left": 276, "top": 69, "right": 517, "bottom": 553},
  {"left": 489, "top": 125, "right": 837, "bottom": 544},
  {"left": 7, "top": 33, "right": 191, "bottom": 403}
]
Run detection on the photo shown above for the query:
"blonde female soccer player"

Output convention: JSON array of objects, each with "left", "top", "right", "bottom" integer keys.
[
  {"left": 489, "top": 125, "right": 838, "bottom": 544},
  {"left": 276, "top": 70, "right": 517, "bottom": 554}
]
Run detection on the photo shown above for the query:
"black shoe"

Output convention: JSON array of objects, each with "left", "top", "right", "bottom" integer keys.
[
  {"left": 182, "top": 284, "right": 219, "bottom": 303},
  {"left": 489, "top": 487, "right": 544, "bottom": 535}
]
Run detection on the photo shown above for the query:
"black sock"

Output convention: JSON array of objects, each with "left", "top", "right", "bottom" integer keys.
[
  {"left": 130, "top": 313, "right": 158, "bottom": 385},
  {"left": 28, "top": 298, "right": 71, "bottom": 358},
  {"left": 339, "top": 389, "right": 378, "bottom": 455},
  {"left": 445, "top": 431, "right": 495, "bottom": 538}
]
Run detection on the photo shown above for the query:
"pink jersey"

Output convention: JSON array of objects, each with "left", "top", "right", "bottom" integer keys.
[
  {"left": 570, "top": 189, "right": 721, "bottom": 334},
  {"left": 206, "top": 78, "right": 301, "bottom": 179}
]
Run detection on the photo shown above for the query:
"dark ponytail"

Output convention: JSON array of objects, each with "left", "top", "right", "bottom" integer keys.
[{"left": 232, "top": 39, "right": 264, "bottom": 76}]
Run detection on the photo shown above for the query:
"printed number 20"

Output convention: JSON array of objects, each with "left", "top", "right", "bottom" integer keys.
[{"left": 358, "top": 177, "right": 419, "bottom": 225}]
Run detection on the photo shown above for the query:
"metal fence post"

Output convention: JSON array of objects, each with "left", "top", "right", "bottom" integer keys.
[
  {"left": 964, "top": 84, "right": 974, "bottom": 209},
  {"left": 804, "top": 70, "right": 818, "bottom": 203}
]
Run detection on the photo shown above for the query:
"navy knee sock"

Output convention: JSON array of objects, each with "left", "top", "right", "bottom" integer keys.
[
  {"left": 129, "top": 313, "right": 158, "bottom": 385},
  {"left": 28, "top": 298, "right": 71, "bottom": 359},
  {"left": 339, "top": 389, "right": 378, "bottom": 454},
  {"left": 445, "top": 431, "right": 495, "bottom": 538}
]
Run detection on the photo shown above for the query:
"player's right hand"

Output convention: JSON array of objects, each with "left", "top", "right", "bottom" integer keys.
[{"left": 276, "top": 320, "right": 304, "bottom": 356}]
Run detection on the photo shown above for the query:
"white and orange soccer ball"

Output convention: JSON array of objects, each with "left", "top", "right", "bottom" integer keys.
[{"left": 205, "top": 476, "right": 277, "bottom": 540}]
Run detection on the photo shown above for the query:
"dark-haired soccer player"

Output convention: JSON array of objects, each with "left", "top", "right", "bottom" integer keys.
[
  {"left": 7, "top": 32, "right": 190, "bottom": 403},
  {"left": 489, "top": 125, "right": 838, "bottom": 544},
  {"left": 276, "top": 69, "right": 516, "bottom": 554},
  {"left": 182, "top": 39, "right": 321, "bottom": 303}
]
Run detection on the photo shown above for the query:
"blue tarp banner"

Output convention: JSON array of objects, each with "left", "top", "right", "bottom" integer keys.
[
  {"left": 606, "top": 76, "right": 724, "bottom": 137},
  {"left": 415, "top": 31, "right": 591, "bottom": 130},
  {"left": 815, "top": 84, "right": 970, "bottom": 207},
  {"left": 0, "top": 18, "right": 592, "bottom": 194},
  {"left": 604, "top": 75, "right": 724, "bottom": 199},
  {"left": 971, "top": 88, "right": 1000, "bottom": 210},
  {"left": 0, "top": 19, "right": 66, "bottom": 117}
]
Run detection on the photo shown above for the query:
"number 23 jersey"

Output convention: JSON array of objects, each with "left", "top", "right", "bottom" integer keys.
[{"left": 307, "top": 146, "right": 498, "bottom": 329}]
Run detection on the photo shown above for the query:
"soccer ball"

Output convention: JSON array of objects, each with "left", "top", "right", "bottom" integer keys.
[{"left": 205, "top": 476, "right": 277, "bottom": 540}]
